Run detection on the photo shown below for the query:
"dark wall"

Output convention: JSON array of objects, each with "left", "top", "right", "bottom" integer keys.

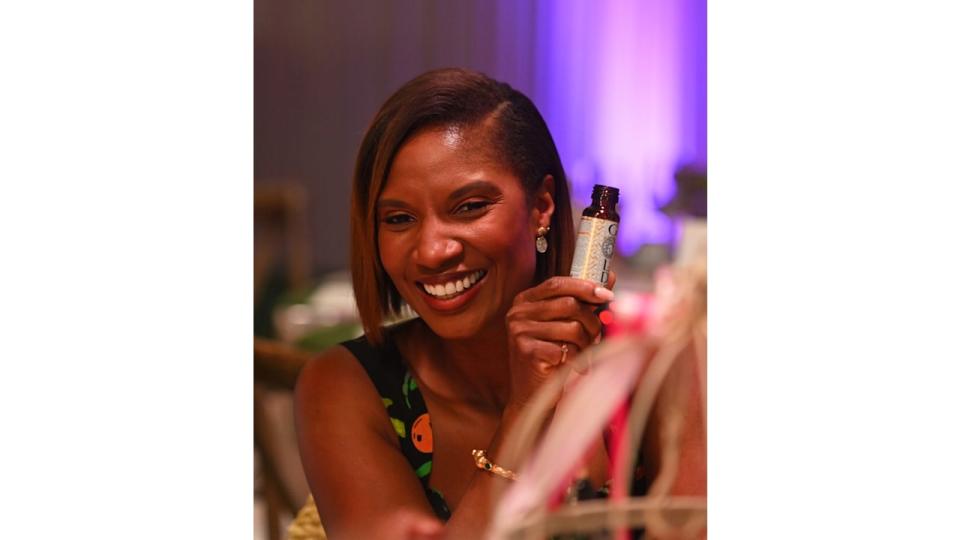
[{"left": 255, "top": 0, "right": 542, "bottom": 273}]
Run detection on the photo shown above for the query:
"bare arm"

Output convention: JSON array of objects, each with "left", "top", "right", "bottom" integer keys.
[{"left": 294, "top": 346, "right": 441, "bottom": 540}]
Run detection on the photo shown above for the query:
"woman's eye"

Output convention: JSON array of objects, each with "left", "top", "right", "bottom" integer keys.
[
  {"left": 456, "top": 200, "right": 491, "bottom": 214},
  {"left": 383, "top": 214, "right": 413, "bottom": 225}
]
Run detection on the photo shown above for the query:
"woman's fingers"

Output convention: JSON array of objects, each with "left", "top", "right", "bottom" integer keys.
[
  {"left": 514, "top": 335, "right": 581, "bottom": 367},
  {"left": 508, "top": 296, "right": 602, "bottom": 341},
  {"left": 514, "top": 276, "right": 615, "bottom": 305},
  {"left": 509, "top": 317, "right": 594, "bottom": 352},
  {"left": 386, "top": 509, "right": 444, "bottom": 540}
]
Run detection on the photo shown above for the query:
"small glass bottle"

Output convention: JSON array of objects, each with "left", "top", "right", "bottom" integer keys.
[{"left": 570, "top": 184, "right": 620, "bottom": 287}]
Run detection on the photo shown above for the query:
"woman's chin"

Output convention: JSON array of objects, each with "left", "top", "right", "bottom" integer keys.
[
  {"left": 418, "top": 313, "right": 488, "bottom": 341},
  {"left": 424, "top": 323, "right": 479, "bottom": 341}
]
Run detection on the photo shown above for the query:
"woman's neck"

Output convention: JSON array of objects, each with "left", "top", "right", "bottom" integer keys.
[{"left": 402, "top": 318, "right": 512, "bottom": 412}]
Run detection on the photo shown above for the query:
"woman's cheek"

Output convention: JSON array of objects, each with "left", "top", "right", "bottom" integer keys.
[{"left": 377, "top": 236, "right": 406, "bottom": 281}]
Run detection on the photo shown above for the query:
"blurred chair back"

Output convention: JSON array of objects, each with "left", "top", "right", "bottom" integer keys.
[{"left": 254, "top": 181, "right": 312, "bottom": 305}]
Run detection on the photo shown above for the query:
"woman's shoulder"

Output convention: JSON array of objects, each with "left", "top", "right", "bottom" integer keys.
[
  {"left": 300, "top": 339, "right": 349, "bottom": 367},
  {"left": 294, "top": 336, "right": 397, "bottom": 444},
  {"left": 295, "top": 344, "right": 363, "bottom": 409},
  {"left": 296, "top": 320, "right": 428, "bottom": 401},
  {"left": 295, "top": 335, "right": 374, "bottom": 398}
]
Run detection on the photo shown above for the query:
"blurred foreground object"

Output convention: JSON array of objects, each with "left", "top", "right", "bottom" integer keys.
[{"left": 490, "top": 255, "right": 706, "bottom": 539}]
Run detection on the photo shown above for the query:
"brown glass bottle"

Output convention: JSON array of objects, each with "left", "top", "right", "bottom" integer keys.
[{"left": 570, "top": 185, "right": 620, "bottom": 286}]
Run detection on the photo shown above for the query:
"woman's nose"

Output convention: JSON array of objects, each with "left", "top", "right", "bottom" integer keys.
[{"left": 413, "top": 224, "right": 463, "bottom": 270}]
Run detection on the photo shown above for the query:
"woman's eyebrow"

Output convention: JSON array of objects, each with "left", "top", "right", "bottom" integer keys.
[
  {"left": 447, "top": 180, "right": 501, "bottom": 202},
  {"left": 376, "top": 198, "right": 412, "bottom": 212},
  {"left": 377, "top": 180, "right": 501, "bottom": 211}
]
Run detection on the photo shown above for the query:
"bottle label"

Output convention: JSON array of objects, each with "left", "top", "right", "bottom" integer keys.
[{"left": 569, "top": 216, "right": 618, "bottom": 286}]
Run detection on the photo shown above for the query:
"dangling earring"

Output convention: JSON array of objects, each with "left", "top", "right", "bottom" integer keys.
[{"left": 536, "top": 225, "right": 550, "bottom": 254}]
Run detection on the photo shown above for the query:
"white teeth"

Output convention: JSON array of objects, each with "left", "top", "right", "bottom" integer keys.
[{"left": 422, "top": 270, "right": 486, "bottom": 299}]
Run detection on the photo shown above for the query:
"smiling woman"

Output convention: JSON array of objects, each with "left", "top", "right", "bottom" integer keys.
[
  {"left": 350, "top": 69, "right": 578, "bottom": 345},
  {"left": 294, "top": 68, "right": 617, "bottom": 540},
  {"left": 376, "top": 126, "right": 547, "bottom": 341}
]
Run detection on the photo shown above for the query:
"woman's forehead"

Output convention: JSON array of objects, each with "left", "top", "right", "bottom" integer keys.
[
  {"left": 397, "top": 124, "right": 491, "bottom": 165},
  {"left": 438, "top": 124, "right": 464, "bottom": 147},
  {"left": 381, "top": 127, "right": 515, "bottom": 193}
]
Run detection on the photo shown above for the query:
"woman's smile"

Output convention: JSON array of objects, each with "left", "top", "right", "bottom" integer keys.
[{"left": 416, "top": 269, "right": 489, "bottom": 312}]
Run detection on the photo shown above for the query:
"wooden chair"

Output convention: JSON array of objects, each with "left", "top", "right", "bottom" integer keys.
[
  {"left": 254, "top": 180, "right": 315, "bottom": 540},
  {"left": 254, "top": 337, "right": 316, "bottom": 540},
  {"left": 254, "top": 181, "right": 312, "bottom": 305}
]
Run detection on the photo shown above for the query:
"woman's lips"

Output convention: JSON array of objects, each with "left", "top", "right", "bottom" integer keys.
[{"left": 416, "top": 271, "right": 488, "bottom": 313}]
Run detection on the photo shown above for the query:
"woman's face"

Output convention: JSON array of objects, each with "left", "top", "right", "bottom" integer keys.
[{"left": 376, "top": 125, "right": 550, "bottom": 340}]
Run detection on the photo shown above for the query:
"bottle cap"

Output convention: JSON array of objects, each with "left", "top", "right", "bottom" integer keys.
[{"left": 591, "top": 184, "right": 619, "bottom": 204}]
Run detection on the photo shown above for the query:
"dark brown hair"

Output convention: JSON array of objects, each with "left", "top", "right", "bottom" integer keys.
[{"left": 350, "top": 68, "right": 575, "bottom": 344}]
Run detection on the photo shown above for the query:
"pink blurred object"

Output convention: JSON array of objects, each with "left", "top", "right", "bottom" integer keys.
[
  {"left": 604, "top": 291, "right": 655, "bottom": 337},
  {"left": 604, "top": 265, "right": 683, "bottom": 339},
  {"left": 492, "top": 338, "right": 648, "bottom": 530}
]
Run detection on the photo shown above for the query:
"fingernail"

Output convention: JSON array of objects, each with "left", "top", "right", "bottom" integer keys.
[{"left": 594, "top": 286, "right": 615, "bottom": 302}]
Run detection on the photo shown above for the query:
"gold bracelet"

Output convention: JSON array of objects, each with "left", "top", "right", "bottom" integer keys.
[{"left": 471, "top": 449, "right": 518, "bottom": 481}]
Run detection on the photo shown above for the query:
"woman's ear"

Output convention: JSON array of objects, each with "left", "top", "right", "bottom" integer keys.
[{"left": 531, "top": 175, "right": 556, "bottom": 231}]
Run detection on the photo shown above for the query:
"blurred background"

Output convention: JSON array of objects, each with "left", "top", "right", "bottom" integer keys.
[{"left": 254, "top": 1, "right": 706, "bottom": 538}]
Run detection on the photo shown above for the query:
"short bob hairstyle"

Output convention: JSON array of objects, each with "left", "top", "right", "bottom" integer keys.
[{"left": 350, "top": 68, "right": 575, "bottom": 344}]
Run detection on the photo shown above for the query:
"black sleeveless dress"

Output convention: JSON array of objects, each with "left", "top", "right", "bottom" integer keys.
[{"left": 341, "top": 333, "right": 452, "bottom": 521}]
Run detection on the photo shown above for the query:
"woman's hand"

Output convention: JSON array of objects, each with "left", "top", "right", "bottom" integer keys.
[
  {"left": 388, "top": 508, "right": 445, "bottom": 540},
  {"left": 504, "top": 271, "right": 617, "bottom": 408}
]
